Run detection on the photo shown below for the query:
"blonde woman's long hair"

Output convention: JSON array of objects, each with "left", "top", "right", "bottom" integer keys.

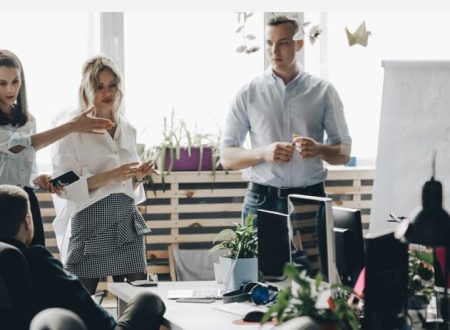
[{"left": 78, "top": 55, "right": 124, "bottom": 120}]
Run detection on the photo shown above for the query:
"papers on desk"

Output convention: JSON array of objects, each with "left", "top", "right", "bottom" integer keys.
[
  {"left": 213, "top": 302, "right": 268, "bottom": 317},
  {"left": 426, "top": 296, "right": 443, "bottom": 323},
  {"left": 168, "top": 288, "right": 224, "bottom": 299}
]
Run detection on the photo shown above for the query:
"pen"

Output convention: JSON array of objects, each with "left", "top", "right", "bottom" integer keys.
[
  {"left": 388, "top": 213, "right": 406, "bottom": 223},
  {"left": 389, "top": 213, "right": 399, "bottom": 221}
]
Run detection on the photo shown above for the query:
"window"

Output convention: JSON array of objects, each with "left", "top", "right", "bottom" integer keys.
[
  {"left": 1, "top": 12, "right": 100, "bottom": 171},
  {"left": 304, "top": 12, "right": 450, "bottom": 163},
  {"left": 123, "top": 12, "right": 264, "bottom": 147}
]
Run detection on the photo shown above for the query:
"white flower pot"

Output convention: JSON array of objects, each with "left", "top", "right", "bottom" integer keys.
[{"left": 219, "top": 256, "right": 258, "bottom": 291}]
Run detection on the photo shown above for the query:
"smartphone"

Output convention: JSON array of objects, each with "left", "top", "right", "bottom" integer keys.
[
  {"left": 126, "top": 279, "right": 158, "bottom": 287},
  {"left": 49, "top": 171, "right": 79, "bottom": 187},
  {"left": 143, "top": 160, "right": 160, "bottom": 175}
]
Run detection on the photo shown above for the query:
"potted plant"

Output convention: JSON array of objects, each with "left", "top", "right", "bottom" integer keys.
[
  {"left": 408, "top": 248, "right": 434, "bottom": 309},
  {"left": 263, "top": 264, "right": 360, "bottom": 330},
  {"left": 140, "top": 109, "right": 222, "bottom": 190},
  {"left": 209, "top": 214, "right": 258, "bottom": 290}
]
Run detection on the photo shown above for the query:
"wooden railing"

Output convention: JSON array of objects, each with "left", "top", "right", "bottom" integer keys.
[{"left": 38, "top": 167, "right": 374, "bottom": 288}]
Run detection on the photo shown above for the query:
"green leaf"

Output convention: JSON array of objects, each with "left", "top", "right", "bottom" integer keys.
[
  {"left": 208, "top": 243, "right": 225, "bottom": 254},
  {"left": 244, "top": 213, "right": 256, "bottom": 227},
  {"left": 198, "top": 145, "right": 204, "bottom": 173},
  {"left": 212, "top": 228, "right": 236, "bottom": 244}
]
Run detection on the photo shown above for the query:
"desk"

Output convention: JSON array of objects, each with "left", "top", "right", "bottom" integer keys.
[{"left": 108, "top": 281, "right": 274, "bottom": 330}]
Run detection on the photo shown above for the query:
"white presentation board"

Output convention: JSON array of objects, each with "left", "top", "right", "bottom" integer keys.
[{"left": 370, "top": 61, "right": 450, "bottom": 234}]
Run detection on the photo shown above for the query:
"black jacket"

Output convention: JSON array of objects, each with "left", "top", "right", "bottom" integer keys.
[{"left": 0, "top": 238, "right": 116, "bottom": 330}]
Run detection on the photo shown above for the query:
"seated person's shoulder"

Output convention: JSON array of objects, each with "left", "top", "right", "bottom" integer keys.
[{"left": 24, "top": 245, "right": 65, "bottom": 271}]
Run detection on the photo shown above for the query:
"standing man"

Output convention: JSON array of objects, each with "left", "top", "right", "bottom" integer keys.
[{"left": 221, "top": 16, "right": 351, "bottom": 275}]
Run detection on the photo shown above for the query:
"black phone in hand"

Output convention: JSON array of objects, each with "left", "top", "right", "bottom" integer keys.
[{"left": 49, "top": 171, "right": 79, "bottom": 187}]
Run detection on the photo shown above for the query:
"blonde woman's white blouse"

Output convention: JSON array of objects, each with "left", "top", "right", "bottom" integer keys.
[{"left": 51, "top": 115, "right": 145, "bottom": 261}]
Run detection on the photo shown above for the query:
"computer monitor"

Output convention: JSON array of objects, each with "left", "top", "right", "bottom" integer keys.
[
  {"left": 363, "top": 230, "right": 408, "bottom": 329},
  {"left": 332, "top": 206, "right": 365, "bottom": 286},
  {"left": 256, "top": 209, "right": 291, "bottom": 281},
  {"left": 287, "top": 194, "right": 339, "bottom": 285}
]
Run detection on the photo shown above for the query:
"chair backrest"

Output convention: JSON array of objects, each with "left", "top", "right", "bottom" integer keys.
[
  {"left": 0, "top": 241, "right": 33, "bottom": 330},
  {"left": 168, "top": 246, "right": 223, "bottom": 281}
]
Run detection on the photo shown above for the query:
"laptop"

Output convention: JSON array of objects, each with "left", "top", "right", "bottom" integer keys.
[{"left": 167, "top": 287, "right": 224, "bottom": 300}]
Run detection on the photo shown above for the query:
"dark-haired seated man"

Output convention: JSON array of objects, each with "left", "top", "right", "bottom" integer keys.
[{"left": 0, "top": 184, "right": 165, "bottom": 330}]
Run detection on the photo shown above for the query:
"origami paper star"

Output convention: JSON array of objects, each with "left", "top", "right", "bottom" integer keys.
[{"left": 345, "top": 21, "right": 372, "bottom": 47}]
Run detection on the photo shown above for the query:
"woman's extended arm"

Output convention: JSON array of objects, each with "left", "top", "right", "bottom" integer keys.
[{"left": 30, "top": 108, "right": 113, "bottom": 151}]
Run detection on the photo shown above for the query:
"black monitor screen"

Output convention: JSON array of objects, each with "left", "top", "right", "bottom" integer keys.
[
  {"left": 287, "top": 194, "right": 339, "bottom": 284},
  {"left": 332, "top": 206, "right": 365, "bottom": 286},
  {"left": 364, "top": 231, "right": 408, "bottom": 329},
  {"left": 256, "top": 209, "right": 290, "bottom": 281}
]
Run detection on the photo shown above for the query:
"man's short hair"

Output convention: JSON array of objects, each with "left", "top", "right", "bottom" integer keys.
[
  {"left": 266, "top": 15, "right": 299, "bottom": 34},
  {"left": 0, "top": 185, "right": 29, "bottom": 238}
]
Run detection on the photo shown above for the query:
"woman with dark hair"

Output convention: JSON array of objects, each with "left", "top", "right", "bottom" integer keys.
[
  {"left": 0, "top": 49, "right": 113, "bottom": 246},
  {"left": 51, "top": 55, "right": 155, "bottom": 294}
]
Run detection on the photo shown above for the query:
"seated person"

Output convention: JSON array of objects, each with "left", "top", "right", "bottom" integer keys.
[{"left": 0, "top": 184, "right": 165, "bottom": 330}]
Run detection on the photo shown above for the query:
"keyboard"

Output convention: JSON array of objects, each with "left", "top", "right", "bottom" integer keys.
[{"left": 167, "top": 288, "right": 224, "bottom": 299}]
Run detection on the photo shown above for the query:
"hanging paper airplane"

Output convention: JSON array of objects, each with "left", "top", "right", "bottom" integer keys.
[{"left": 345, "top": 21, "right": 371, "bottom": 47}]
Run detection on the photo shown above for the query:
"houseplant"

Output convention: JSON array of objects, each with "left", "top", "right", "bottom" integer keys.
[
  {"left": 262, "top": 264, "right": 359, "bottom": 330},
  {"left": 140, "top": 109, "right": 222, "bottom": 190},
  {"left": 408, "top": 248, "right": 434, "bottom": 309},
  {"left": 209, "top": 214, "right": 258, "bottom": 290}
]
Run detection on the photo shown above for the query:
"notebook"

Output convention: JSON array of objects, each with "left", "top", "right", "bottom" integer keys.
[{"left": 167, "top": 287, "right": 224, "bottom": 300}]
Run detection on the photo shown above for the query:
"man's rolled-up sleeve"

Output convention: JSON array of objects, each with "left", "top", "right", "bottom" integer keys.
[{"left": 221, "top": 85, "right": 251, "bottom": 148}]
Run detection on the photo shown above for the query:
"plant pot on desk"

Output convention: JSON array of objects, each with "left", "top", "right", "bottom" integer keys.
[{"left": 219, "top": 256, "right": 258, "bottom": 291}]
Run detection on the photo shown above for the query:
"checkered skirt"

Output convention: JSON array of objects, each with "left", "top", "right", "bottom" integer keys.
[{"left": 65, "top": 193, "right": 150, "bottom": 278}]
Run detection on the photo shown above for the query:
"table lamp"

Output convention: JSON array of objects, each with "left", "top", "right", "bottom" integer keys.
[{"left": 395, "top": 166, "right": 450, "bottom": 328}]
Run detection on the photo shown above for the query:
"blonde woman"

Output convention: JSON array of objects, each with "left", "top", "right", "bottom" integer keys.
[
  {"left": 0, "top": 49, "right": 113, "bottom": 247},
  {"left": 51, "top": 56, "right": 154, "bottom": 294}
]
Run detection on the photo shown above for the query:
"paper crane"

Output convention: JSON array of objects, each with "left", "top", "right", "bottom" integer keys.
[{"left": 345, "top": 21, "right": 371, "bottom": 47}]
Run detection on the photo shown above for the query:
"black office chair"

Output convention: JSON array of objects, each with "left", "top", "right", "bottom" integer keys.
[{"left": 0, "top": 241, "right": 33, "bottom": 330}]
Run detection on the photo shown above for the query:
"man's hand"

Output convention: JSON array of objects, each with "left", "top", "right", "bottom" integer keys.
[
  {"left": 293, "top": 136, "right": 323, "bottom": 159},
  {"left": 70, "top": 108, "right": 115, "bottom": 134},
  {"left": 262, "top": 142, "right": 295, "bottom": 163}
]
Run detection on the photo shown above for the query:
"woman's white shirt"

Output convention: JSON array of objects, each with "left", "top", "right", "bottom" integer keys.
[
  {"left": 0, "top": 114, "right": 38, "bottom": 187},
  {"left": 51, "top": 115, "right": 145, "bottom": 261}
]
